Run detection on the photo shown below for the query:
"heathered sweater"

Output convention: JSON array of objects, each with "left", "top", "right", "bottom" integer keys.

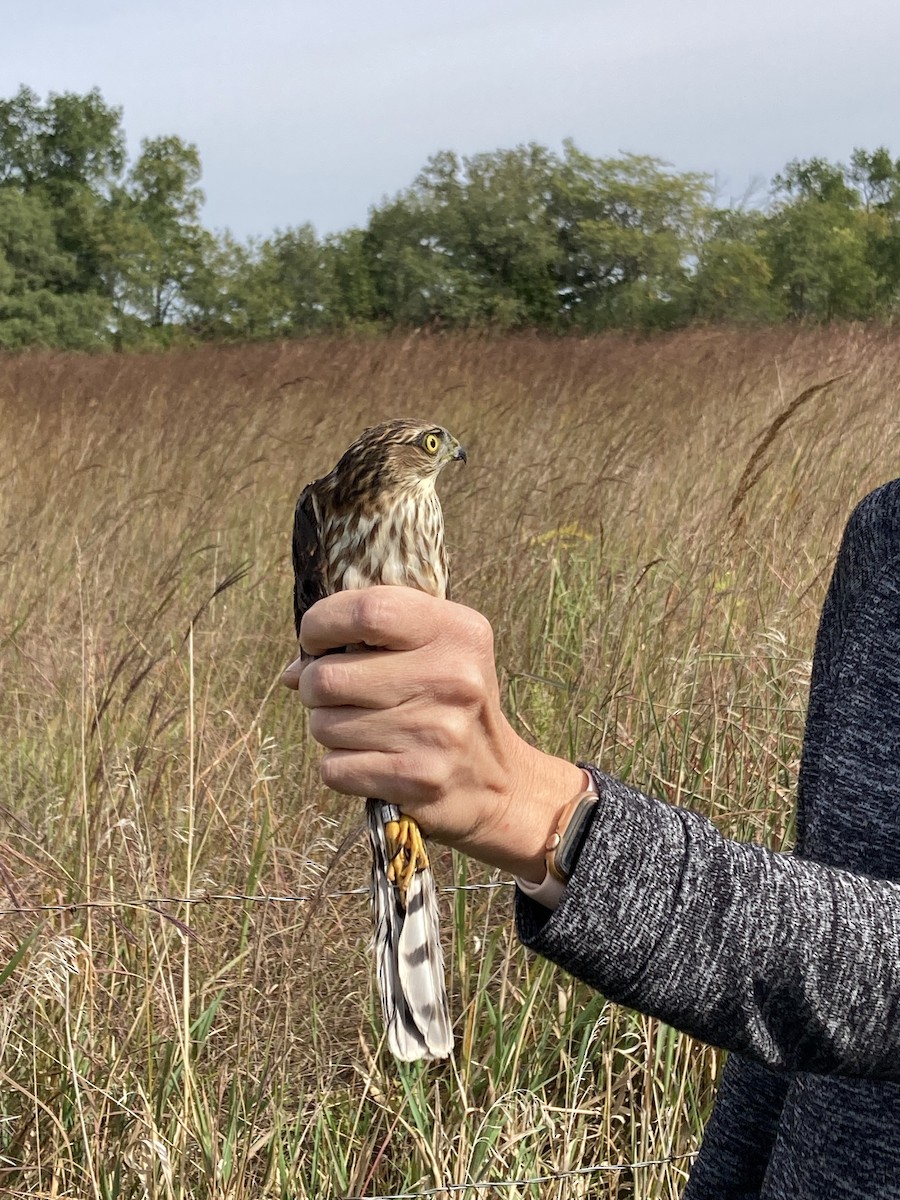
[{"left": 516, "top": 478, "right": 900, "bottom": 1197}]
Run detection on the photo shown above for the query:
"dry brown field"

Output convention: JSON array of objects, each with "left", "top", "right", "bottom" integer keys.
[{"left": 0, "top": 327, "right": 896, "bottom": 1198}]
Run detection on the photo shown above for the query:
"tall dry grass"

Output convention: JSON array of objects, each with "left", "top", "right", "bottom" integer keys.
[{"left": 0, "top": 327, "right": 897, "bottom": 1198}]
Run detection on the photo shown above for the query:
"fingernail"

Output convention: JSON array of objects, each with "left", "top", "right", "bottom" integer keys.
[{"left": 282, "top": 656, "right": 303, "bottom": 688}]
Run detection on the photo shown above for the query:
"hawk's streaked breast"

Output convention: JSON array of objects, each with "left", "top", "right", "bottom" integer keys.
[{"left": 323, "top": 486, "right": 449, "bottom": 599}]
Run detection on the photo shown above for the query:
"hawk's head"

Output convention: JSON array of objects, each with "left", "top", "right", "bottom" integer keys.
[{"left": 327, "top": 419, "right": 466, "bottom": 510}]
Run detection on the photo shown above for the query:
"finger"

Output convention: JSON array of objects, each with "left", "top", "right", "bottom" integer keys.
[
  {"left": 298, "top": 647, "right": 425, "bottom": 710},
  {"left": 281, "top": 650, "right": 306, "bottom": 690},
  {"left": 319, "top": 749, "right": 430, "bottom": 809},
  {"left": 318, "top": 748, "right": 401, "bottom": 799},
  {"left": 308, "top": 704, "right": 409, "bottom": 752},
  {"left": 299, "top": 587, "right": 446, "bottom": 657}
]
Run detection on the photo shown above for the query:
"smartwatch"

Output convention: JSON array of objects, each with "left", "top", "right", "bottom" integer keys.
[
  {"left": 515, "top": 772, "right": 598, "bottom": 910},
  {"left": 546, "top": 785, "right": 599, "bottom": 884}
]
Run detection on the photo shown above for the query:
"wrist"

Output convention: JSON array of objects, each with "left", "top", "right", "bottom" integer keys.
[{"left": 456, "top": 736, "right": 586, "bottom": 880}]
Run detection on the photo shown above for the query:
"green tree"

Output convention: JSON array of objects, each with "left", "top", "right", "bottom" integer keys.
[
  {"left": 549, "top": 142, "right": 711, "bottom": 329},
  {"left": 118, "top": 135, "right": 210, "bottom": 334},
  {"left": 765, "top": 202, "right": 877, "bottom": 319},
  {"left": 847, "top": 148, "right": 900, "bottom": 311},
  {"left": 848, "top": 147, "right": 899, "bottom": 211},
  {"left": 0, "top": 189, "right": 109, "bottom": 348},
  {"left": 364, "top": 172, "right": 485, "bottom": 327},
  {"left": 691, "top": 209, "right": 782, "bottom": 323},
  {"left": 766, "top": 156, "right": 879, "bottom": 319},
  {"left": 324, "top": 228, "right": 377, "bottom": 327},
  {"left": 7, "top": 84, "right": 900, "bottom": 348},
  {"left": 0, "top": 86, "right": 127, "bottom": 306},
  {"left": 267, "top": 224, "right": 336, "bottom": 332},
  {"left": 0, "top": 84, "right": 124, "bottom": 193},
  {"left": 449, "top": 145, "right": 560, "bottom": 325},
  {"left": 772, "top": 156, "right": 858, "bottom": 206},
  {"left": 183, "top": 232, "right": 291, "bottom": 341},
  {"left": 364, "top": 145, "right": 561, "bottom": 328}
]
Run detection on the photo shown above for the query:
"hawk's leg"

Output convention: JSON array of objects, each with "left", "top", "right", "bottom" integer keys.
[{"left": 384, "top": 815, "right": 430, "bottom": 909}]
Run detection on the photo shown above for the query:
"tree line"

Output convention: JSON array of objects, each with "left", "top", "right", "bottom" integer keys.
[{"left": 3, "top": 85, "right": 900, "bottom": 350}]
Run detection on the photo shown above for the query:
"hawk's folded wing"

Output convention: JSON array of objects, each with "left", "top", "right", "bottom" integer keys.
[{"left": 292, "top": 486, "right": 327, "bottom": 637}]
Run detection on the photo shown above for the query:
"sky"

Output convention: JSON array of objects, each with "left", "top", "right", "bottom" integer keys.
[{"left": 4, "top": 0, "right": 900, "bottom": 239}]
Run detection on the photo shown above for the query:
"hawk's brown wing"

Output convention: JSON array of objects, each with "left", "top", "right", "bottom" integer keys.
[{"left": 292, "top": 485, "right": 327, "bottom": 637}]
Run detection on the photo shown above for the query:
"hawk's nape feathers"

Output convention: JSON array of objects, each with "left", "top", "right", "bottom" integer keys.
[{"left": 292, "top": 419, "right": 466, "bottom": 1060}]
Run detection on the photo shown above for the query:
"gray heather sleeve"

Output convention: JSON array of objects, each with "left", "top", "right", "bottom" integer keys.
[{"left": 516, "top": 769, "right": 900, "bottom": 1080}]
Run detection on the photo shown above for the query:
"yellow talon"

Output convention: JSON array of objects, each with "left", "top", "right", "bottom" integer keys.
[{"left": 382, "top": 814, "right": 430, "bottom": 908}]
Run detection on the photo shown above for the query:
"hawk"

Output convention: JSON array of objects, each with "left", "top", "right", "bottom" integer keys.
[{"left": 292, "top": 419, "right": 466, "bottom": 1060}]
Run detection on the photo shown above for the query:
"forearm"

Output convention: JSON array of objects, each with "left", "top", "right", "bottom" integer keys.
[
  {"left": 290, "top": 588, "right": 900, "bottom": 1078},
  {"left": 447, "top": 740, "right": 586, "bottom": 882},
  {"left": 517, "top": 767, "right": 900, "bottom": 1080}
]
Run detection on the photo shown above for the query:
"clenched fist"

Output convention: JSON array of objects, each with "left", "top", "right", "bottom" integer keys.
[{"left": 282, "top": 586, "right": 584, "bottom": 881}]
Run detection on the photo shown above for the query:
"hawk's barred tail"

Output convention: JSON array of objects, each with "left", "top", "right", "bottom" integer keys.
[{"left": 366, "top": 798, "right": 453, "bottom": 1061}]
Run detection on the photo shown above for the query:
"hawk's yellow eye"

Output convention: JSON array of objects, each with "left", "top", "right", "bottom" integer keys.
[{"left": 423, "top": 433, "right": 441, "bottom": 455}]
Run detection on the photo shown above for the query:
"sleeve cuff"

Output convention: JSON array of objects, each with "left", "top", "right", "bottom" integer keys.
[{"left": 515, "top": 766, "right": 690, "bottom": 1002}]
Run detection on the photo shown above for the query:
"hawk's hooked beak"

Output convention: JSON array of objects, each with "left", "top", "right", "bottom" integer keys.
[{"left": 453, "top": 444, "right": 467, "bottom": 465}]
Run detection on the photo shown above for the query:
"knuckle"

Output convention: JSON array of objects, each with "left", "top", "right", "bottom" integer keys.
[
  {"left": 403, "top": 751, "right": 435, "bottom": 795},
  {"left": 353, "top": 589, "right": 392, "bottom": 644},
  {"left": 437, "top": 709, "right": 469, "bottom": 751},
  {"left": 296, "top": 665, "right": 315, "bottom": 707},
  {"left": 297, "top": 664, "right": 318, "bottom": 707},
  {"left": 453, "top": 660, "right": 486, "bottom": 705},
  {"left": 319, "top": 754, "right": 344, "bottom": 791},
  {"left": 312, "top": 658, "right": 345, "bottom": 704},
  {"left": 319, "top": 756, "right": 336, "bottom": 788},
  {"left": 307, "top": 708, "right": 328, "bottom": 744},
  {"left": 298, "top": 605, "right": 324, "bottom": 655},
  {"left": 406, "top": 749, "right": 448, "bottom": 799},
  {"left": 297, "top": 610, "right": 312, "bottom": 649},
  {"left": 428, "top": 757, "right": 453, "bottom": 798},
  {"left": 464, "top": 608, "right": 494, "bottom": 654}
]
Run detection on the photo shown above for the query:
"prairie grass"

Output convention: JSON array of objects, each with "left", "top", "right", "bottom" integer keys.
[{"left": 0, "top": 326, "right": 897, "bottom": 1198}]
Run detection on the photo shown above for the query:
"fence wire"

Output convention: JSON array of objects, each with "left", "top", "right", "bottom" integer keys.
[
  {"left": 1, "top": 878, "right": 700, "bottom": 1191},
  {"left": 340, "top": 1155, "right": 698, "bottom": 1198},
  {"left": 0, "top": 879, "right": 514, "bottom": 918},
  {"left": 0, "top": 1152, "right": 698, "bottom": 1199}
]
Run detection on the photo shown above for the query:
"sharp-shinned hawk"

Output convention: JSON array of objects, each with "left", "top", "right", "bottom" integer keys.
[{"left": 292, "top": 419, "right": 465, "bottom": 1060}]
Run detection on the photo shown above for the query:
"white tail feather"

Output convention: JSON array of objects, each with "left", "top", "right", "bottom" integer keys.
[{"left": 366, "top": 799, "right": 452, "bottom": 1060}]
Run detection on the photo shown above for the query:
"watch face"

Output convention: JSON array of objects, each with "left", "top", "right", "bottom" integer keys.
[
  {"left": 556, "top": 796, "right": 597, "bottom": 880},
  {"left": 556, "top": 835, "right": 580, "bottom": 880}
]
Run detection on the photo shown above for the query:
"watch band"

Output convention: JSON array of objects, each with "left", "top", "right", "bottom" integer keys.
[
  {"left": 545, "top": 778, "right": 599, "bottom": 884},
  {"left": 515, "top": 866, "right": 567, "bottom": 910},
  {"left": 514, "top": 770, "right": 599, "bottom": 910}
]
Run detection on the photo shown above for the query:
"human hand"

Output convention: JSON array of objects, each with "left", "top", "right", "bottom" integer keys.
[{"left": 282, "top": 587, "right": 584, "bottom": 880}]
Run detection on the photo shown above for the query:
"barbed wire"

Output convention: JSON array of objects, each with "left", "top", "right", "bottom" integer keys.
[
  {"left": 0, "top": 885, "right": 701, "bottom": 1194},
  {"left": 0, "top": 879, "right": 515, "bottom": 918},
  {"left": 340, "top": 1154, "right": 698, "bottom": 1199},
  {"left": 0, "top": 1153, "right": 698, "bottom": 1200}
]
